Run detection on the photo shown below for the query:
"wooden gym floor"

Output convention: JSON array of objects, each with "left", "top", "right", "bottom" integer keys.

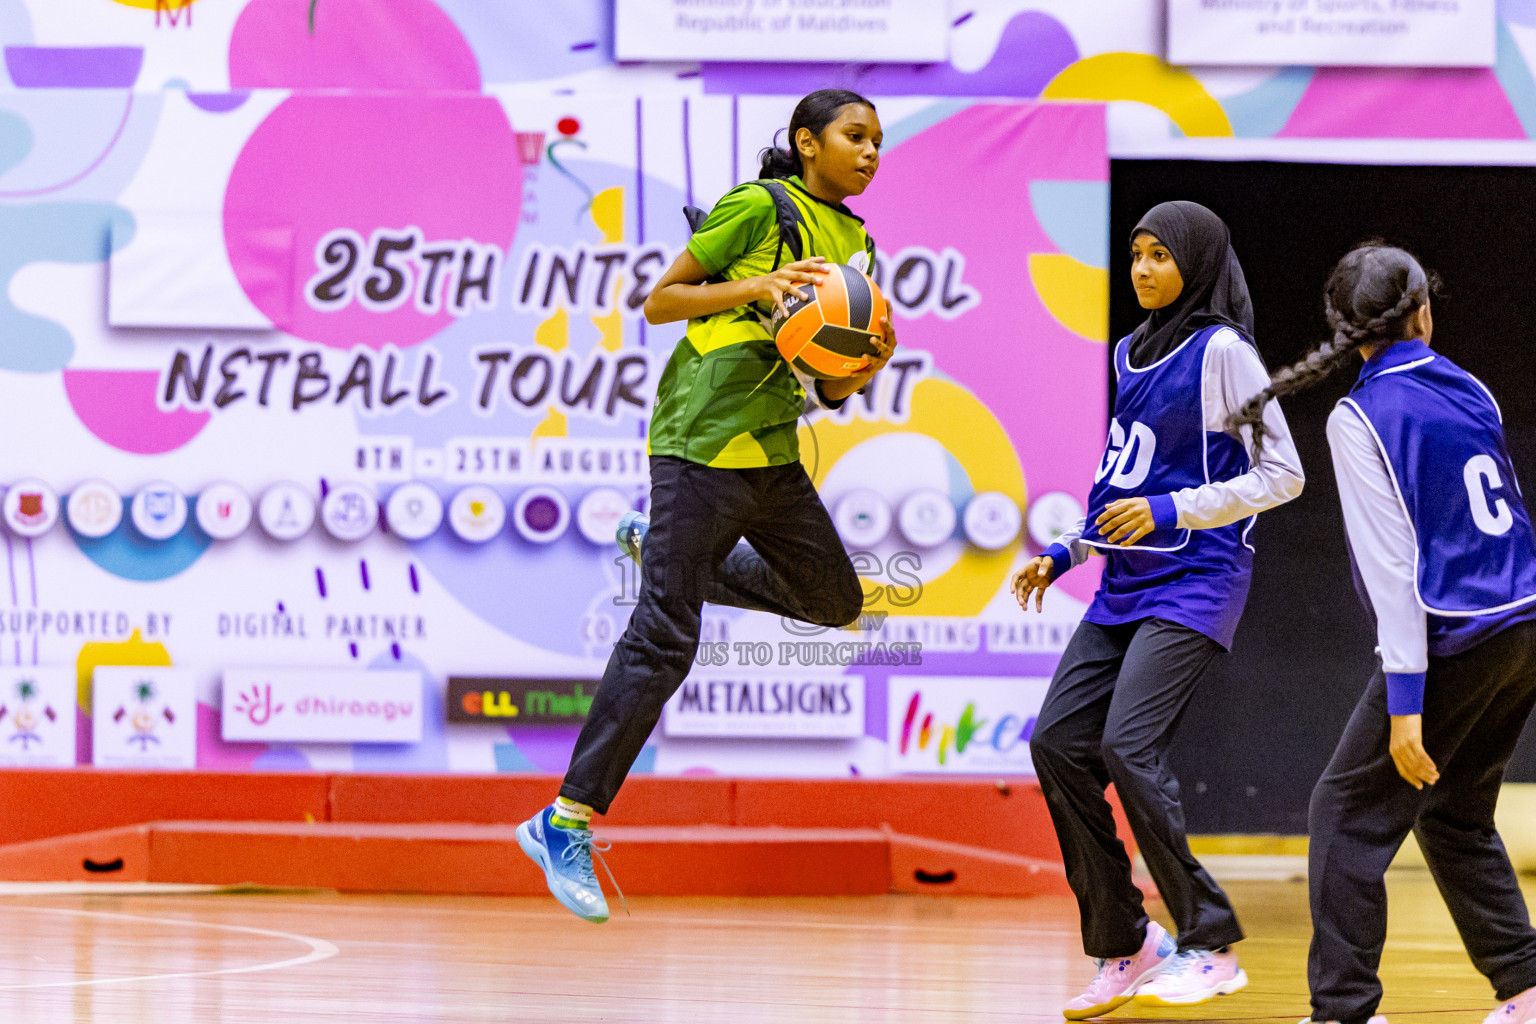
[{"left": 0, "top": 872, "right": 1522, "bottom": 1023}]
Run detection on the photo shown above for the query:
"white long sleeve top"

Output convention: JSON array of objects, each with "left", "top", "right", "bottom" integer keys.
[{"left": 1326, "top": 401, "right": 1427, "bottom": 681}]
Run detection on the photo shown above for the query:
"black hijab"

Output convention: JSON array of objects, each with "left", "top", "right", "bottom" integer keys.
[{"left": 1127, "top": 201, "right": 1256, "bottom": 368}]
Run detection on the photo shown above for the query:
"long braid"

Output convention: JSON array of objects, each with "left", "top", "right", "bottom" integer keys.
[{"left": 1224, "top": 245, "right": 1431, "bottom": 454}]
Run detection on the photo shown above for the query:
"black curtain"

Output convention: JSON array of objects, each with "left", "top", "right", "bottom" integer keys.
[{"left": 1110, "top": 160, "right": 1536, "bottom": 832}]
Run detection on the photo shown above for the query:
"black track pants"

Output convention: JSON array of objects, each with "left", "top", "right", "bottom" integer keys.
[
  {"left": 560, "top": 455, "right": 863, "bottom": 814},
  {"left": 1031, "top": 617, "right": 1244, "bottom": 959},
  {"left": 1309, "top": 618, "right": 1536, "bottom": 1024}
]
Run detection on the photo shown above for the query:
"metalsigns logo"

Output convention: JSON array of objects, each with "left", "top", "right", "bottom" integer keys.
[
  {"left": 663, "top": 675, "right": 865, "bottom": 739},
  {"left": 886, "top": 676, "right": 1049, "bottom": 775},
  {"left": 446, "top": 677, "right": 598, "bottom": 725}
]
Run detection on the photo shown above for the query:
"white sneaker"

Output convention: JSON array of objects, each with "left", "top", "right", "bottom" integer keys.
[
  {"left": 1298, "top": 1016, "right": 1389, "bottom": 1024},
  {"left": 1486, "top": 985, "right": 1536, "bottom": 1024},
  {"left": 1136, "top": 948, "right": 1247, "bottom": 1004}
]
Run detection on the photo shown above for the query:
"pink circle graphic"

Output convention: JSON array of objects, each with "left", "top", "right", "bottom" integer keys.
[
  {"left": 229, "top": 0, "right": 481, "bottom": 91},
  {"left": 223, "top": 95, "right": 522, "bottom": 349},
  {"left": 63, "top": 369, "right": 210, "bottom": 455}
]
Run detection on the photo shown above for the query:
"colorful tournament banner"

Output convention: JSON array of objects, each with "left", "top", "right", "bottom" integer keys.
[{"left": 0, "top": 4, "right": 1109, "bottom": 776}]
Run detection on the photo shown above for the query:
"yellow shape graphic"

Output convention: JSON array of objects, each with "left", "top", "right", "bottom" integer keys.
[
  {"left": 1043, "top": 53, "right": 1233, "bottom": 137},
  {"left": 590, "top": 187, "right": 627, "bottom": 350},
  {"left": 590, "top": 187, "right": 625, "bottom": 244},
  {"left": 533, "top": 408, "right": 567, "bottom": 440},
  {"left": 533, "top": 306, "right": 572, "bottom": 438},
  {"left": 593, "top": 304, "right": 624, "bottom": 352},
  {"left": 109, "top": 0, "right": 202, "bottom": 9},
  {"left": 799, "top": 378, "right": 1024, "bottom": 618},
  {"left": 75, "top": 629, "right": 172, "bottom": 713},
  {"left": 535, "top": 305, "right": 569, "bottom": 352},
  {"left": 1029, "top": 253, "right": 1108, "bottom": 342}
]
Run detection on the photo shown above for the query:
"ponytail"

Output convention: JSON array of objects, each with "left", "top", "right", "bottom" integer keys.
[
  {"left": 1225, "top": 243, "right": 1435, "bottom": 454},
  {"left": 758, "top": 88, "right": 875, "bottom": 180}
]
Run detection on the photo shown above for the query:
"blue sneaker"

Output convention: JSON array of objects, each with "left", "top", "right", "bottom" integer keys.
[
  {"left": 516, "top": 805, "right": 614, "bottom": 923},
  {"left": 616, "top": 510, "right": 648, "bottom": 567}
]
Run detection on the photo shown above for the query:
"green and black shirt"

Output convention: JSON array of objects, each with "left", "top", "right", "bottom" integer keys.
[{"left": 648, "top": 175, "right": 877, "bottom": 468}]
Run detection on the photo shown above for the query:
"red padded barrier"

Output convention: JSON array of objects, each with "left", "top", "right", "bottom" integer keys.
[
  {"left": 0, "top": 821, "right": 891, "bottom": 896},
  {"left": 0, "top": 770, "right": 330, "bottom": 846},
  {"left": 0, "top": 824, "right": 152, "bottom": 882},
  {"left": 0, "top": 770, "right": 1129, "bottom": 898},
  {"left": 328, "top": 773, "right": 736, "bottom": 827},
  {"left": 887, "top": 831, "right": 1071, "bottom": 897}
]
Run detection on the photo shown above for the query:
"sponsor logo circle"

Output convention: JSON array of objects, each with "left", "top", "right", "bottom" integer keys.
[
  {"left": 962, "top": 491, "right": 1022, "bottom": 550},
  {"left": 1027, "top": 491, "right": 1085, "bottom": 549},
  {"left": 4, "top": 480, "right": 59, "bottom": 538},
  {"left": 513, "top": 488, "right": 570, "bottom": 544},
  {"left": 575, "top": 487, "right": 633, "bottom": 545},
  {"left": 321, "top": 482, "right": 379, "bottom": 542},
  {"left": 195, "top": 482, "right": 253, "bottom": 541},
  {"left": 67, "top": 480, "right": 123, "bottom": 539},
  {"left": 833, "top": 488, "right": 891, "bottom": 548},
  {"left": 130, "top": 483, "right": 188, "bottom": 541},
  {"left": 897, "top": 489, "right": 957, "bottom": 548},
  {"left": 258, "top": 483, "right": 316, "bottom": 542},
  {"left": 448, "top": 485, "right": 505, "bottom": 543},
  {"left": 384, "top": 482, "right": 443, "bottom": 541}
]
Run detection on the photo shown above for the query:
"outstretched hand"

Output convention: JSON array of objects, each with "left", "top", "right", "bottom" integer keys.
[{"left": 1010, "top": 556, "right": 1055, "bottom": 613}]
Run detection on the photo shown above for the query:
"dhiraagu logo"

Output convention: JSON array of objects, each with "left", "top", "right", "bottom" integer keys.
[{"left": 887, "top": 676, "right": 1050, "bottom": 775}]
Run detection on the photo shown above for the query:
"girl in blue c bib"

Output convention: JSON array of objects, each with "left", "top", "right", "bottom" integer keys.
[
  {"left": 1013, "top": 201, "right": 1305, "bottom": 1018},
  {"left": 1227, "top": 244, "right": 1536, "bottom": 1024}
]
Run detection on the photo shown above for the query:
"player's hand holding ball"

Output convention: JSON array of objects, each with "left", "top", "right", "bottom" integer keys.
[
  {"left": 843, "top": 299, "right": 897, "bottom": 384},
  {"left": 872, "top": 301, "right": 898, "bottom": 370},
  {"left": 757, "top": 257, "right": 829, "bottom": 319},
  {"left": 1012, "top": 556, "right": 1055, "bottom": 613}
]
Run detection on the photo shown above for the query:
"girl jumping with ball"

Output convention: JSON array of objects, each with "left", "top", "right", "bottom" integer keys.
[
  {"left": 517, "top": 89, "right": 898, "bottom": 923},
  {"left": 1226, "top": 243, "right": 1536, "bottom": 1024},
  {"left": 1013, "top": 201, "right": 1305, "bottom": 1018}
]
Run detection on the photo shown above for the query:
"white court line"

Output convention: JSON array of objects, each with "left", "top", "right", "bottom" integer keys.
[{"left": 0, "top": 906, "right": 339, "bottom": 991}]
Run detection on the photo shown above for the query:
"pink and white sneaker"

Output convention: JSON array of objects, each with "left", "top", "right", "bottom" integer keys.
[
  {"left": 1063, "top": 921, "right": 1176, "bottom": 1020},
  {"left": 1135, "top": 948, "right": 1248, "bottom": 1004},
  {"left": 1485, "top": 985, "right": 1536, "bottom": 1024}
]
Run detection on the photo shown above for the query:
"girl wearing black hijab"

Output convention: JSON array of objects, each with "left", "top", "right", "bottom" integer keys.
[{"left": 1011, "top": 201, "right": 1306, "bottom": 1018}]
